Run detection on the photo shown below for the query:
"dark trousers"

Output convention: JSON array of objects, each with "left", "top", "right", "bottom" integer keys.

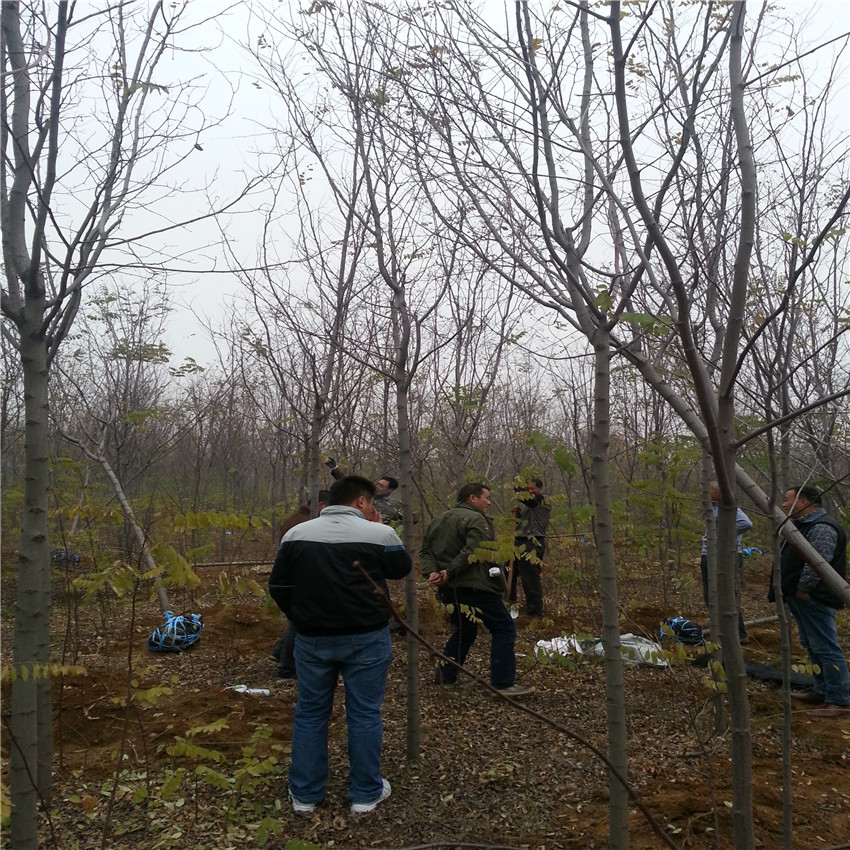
[
  {"left": 272, "top": 620, "right": 298, "bottom": 677},
  {"left": 438, "top": 587, "right": 517, "bottom": 688},
  {"left": 700, "top": 553, "right": 747, "bottom": 639},
  {"left": 509, "top": 538, "right": 545, "bottom": 616}
]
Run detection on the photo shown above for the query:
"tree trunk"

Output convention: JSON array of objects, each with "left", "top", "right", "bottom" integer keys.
[
  {"left": 771, "top": 529, "right": 795, "bottom": 850},
  {"left": 590, "top": 326, "right": 629, "bottom": 850},
  {"left": 11, "top": 322, "right": 52, "bottom": 849},
  {"left": 701, "top": 452, "right": 727, "bottom": 733},
  {"left": 96, "top": 449, "right": 171, "bottom": 612},
  {"left": 713, "top": 7, "right": 757, "bottom": 846},
  {"left": 396, "top": 376, "right": 421, "bottom": 760},
  {"left": 714, "top": 488, "right": 753, "bottom": 847}
]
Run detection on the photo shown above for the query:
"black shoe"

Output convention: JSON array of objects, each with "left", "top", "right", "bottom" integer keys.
[
  {"left": 790, "top": 689, "right": 824, "bottom": 705},
  {"left": 277, "top": 669, "right": 297, "bottom": 680},
  {"left": 434, "top": 667, "right": 459, "bottom": 686},
  {"left": 496, "top": 683, "right": 535, "bottom": 696}
]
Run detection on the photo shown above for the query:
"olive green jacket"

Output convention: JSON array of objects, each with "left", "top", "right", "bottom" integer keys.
[{"left": 419, "top": 502, "right": 505, "bottom": 594}]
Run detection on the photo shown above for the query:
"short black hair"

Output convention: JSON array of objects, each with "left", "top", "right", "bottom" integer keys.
[
  {"left": 531, "top": 478, "right": 543, "bottom": 489},
  {"left": 328, "top": 475, "right": 376, "bottom": 506},
  {"left": 456, "top": 482, "right": 489, "bottom": 503},
  {"left": 306, "top": 489, "right": 332, "bottom": 506},
  {"left": 379, "top": 475, "right": 399, "bottom": 491},
  {"left": 790, "top": 485, "right": 823, "bottom": 506}
]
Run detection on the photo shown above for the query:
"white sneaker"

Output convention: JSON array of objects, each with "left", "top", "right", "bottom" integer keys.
[
  {"left": 289, "top": 790, "right": 316, "bottom": 814},
  {"left": 351, "top": 778, "right": 391, "bottom": 813}
]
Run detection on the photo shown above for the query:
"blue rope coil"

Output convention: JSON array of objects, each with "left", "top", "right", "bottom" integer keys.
[
  {"left": 660, "top": 616, "right": 706, "bottom": 646},
  {"left": 146, "top": 610, "right": 204, "bottom": 652},
  {"left": 51, "top": 548, "right": 80, "bottom": 564}
]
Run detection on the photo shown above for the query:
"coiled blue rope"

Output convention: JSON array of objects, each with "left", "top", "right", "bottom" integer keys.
[{"left": 146, "top": 610, "right": 204, "bottom": 652}]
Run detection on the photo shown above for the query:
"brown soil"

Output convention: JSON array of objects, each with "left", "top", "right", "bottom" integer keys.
[{"left": 2, "top": 552, "right": 849, "bottom": 849}]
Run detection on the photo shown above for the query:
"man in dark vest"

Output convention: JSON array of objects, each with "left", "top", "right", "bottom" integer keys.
[{"left": 778, "top": 486, "right": 849, "bottom": 718}]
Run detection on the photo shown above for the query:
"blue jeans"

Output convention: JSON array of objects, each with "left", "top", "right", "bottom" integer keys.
[
  {"left": 787, "top": 596, "right": 850, "bottom": 706},
  {"left": 438, "top": 587, "right": 517, "bottom": 688},
  {"left": 290, "top": 628, "right": 393, "bottom": 804}
]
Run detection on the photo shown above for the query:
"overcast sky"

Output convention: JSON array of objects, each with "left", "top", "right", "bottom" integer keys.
[{"left": 143, "top": 0, "right": 850, "bottom": 369}]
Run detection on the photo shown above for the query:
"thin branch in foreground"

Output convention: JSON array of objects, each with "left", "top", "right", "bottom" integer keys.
[{"left": 369, "top": 844, "right": 529, "bottom": 850}]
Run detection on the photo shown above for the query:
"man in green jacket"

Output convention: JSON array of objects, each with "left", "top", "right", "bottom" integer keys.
[{"left": 420, "top": 482, "right": 533, "bottom": 696}]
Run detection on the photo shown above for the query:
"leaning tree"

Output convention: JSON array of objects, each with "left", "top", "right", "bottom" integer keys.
[{"left": 270, "top": 3, "right": 850, "bottom": 849}]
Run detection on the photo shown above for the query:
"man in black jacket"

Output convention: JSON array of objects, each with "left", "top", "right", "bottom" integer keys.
[
  {"left": 779, "top": 486, "right": 849, "bottom": 718},
  {"left": 269, "top": 476, "right": 412, "bottom": 813},
  {"left": 509, "top": 479, "right": 551, "bottom": 617}
]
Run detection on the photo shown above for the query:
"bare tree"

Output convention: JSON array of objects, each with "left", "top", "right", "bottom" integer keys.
[
  {"left": 298, "top": 4, "right": 850, "bottom": 849},
  {"left": 1, "top": 3, "right": 249, "bottom": 844}
]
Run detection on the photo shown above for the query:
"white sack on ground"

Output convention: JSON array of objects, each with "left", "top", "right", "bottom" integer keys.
[{"left": 535, "top": 634, "right": 671, "bottom": 667}]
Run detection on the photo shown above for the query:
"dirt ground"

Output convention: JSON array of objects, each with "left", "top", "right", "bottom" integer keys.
[{"left": 2, "top": 548, "right": 849, "bottom": 850}]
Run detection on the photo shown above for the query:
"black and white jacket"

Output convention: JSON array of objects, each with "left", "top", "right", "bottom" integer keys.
[{"left": 269, "top": 505, "right": 412, "bottom": 635}]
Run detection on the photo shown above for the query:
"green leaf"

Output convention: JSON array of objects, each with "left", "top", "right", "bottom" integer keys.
[
  {"left": 195, "top": 764, "right": 230, "bottom": 790},
  {"left": 122, "top": 407, "right": 162, "bottom": 424},
  {"left": 525, "top": 430, "right": 549, "bottom": 451},
  {"left": 620, "top": 311, "right": 655, "bottom": 328},
  {"left": 161, "top": 768, "right": 185, "bottom": 797},
  {"left": 594, "top": 290, "right": 613, "bottom": 311},
  {"left": 186, "top": 717, "right": 229, "bottom": 737},
  {"left": 553, "top": 445, "right": 577, "bottom": 474}
]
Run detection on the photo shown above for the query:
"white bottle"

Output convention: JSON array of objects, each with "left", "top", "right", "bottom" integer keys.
[{"left": 226, "top": 685, "right": 270, "bottom": 696}]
